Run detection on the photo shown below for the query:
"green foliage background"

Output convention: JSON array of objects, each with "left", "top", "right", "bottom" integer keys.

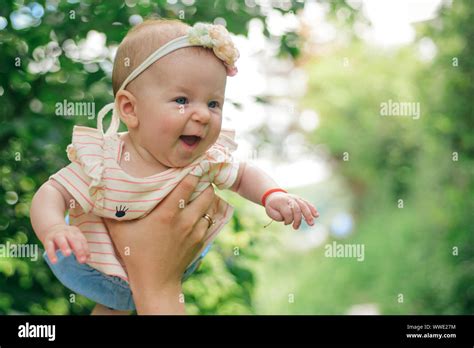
[
  {"left": 0, "top": 0, "right": 472, "bottom": 315},
  {"left": 254, "top": 0, "right": 473, "bottom": 315}
]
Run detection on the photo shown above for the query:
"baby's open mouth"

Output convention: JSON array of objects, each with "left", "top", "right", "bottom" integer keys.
[{"left": 179, "top": 135, "right": 201, "bottom": 147}]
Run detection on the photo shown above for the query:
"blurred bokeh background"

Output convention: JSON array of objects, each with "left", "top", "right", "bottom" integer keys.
[{"left": 0, "top": 0, "right": 472, "bottom": 314}]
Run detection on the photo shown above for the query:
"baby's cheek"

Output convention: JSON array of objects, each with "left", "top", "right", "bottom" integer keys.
[
  {"left": 210, "top": 120, "right": 222, "bottom": 140},
  {"left": 204, "top": 130, "right": 220, "bottom": 152},
  {"left": 154, "top": 112, "right": 181, "bottom": 135}
]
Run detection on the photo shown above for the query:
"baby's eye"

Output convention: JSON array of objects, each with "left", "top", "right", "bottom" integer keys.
[
  {"left": 175, "top": 97, "right": 188, "bottom": 105},
  {"left": 208, "top": 101, "right": 219, "bottom": 108}
]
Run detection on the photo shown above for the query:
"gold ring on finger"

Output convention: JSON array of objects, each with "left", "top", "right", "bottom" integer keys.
[{"left": 202, "top": 214, "right": 215, "bottom": 229}]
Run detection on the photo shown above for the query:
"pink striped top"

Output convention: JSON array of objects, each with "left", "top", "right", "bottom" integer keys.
[{"left": 50, "top": 125, "right": 240, "bottom": 282}]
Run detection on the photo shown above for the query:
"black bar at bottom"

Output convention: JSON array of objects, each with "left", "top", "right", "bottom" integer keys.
[{"left": 0, "top": 315, "right": 472, "bottom": 346}]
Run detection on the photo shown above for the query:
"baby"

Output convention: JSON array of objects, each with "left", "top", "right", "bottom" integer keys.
[{"left": 30, "top": 19, "right": 319, "bottom": 313}]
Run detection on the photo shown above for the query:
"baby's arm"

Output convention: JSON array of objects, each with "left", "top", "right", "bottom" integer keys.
[
  {"left": 30, "top": 180, "right": 89, "bottom": 264},
  {"left": 229, "top": 163, "right": 319, "bottom": 229}
]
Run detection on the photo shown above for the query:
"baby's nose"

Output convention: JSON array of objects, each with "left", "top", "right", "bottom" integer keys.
[{"left": 190, "top": 104, "right": 211, "bottom": 124}]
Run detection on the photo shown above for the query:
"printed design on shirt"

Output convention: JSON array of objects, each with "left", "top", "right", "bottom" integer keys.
[{"left": 115, "top": 205, "right": 129, "bottom": 218}]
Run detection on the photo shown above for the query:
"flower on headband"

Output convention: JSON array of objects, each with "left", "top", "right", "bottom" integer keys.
[{"left": 188, "top": 23, "right": 240, "bottom": 77}]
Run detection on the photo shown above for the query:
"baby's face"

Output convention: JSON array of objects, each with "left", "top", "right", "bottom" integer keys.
[{"left": 129, "top": 49, "right": 227, "bottom": 168}]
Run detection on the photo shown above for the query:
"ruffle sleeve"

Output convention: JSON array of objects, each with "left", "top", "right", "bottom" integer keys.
[
  {"left": 190, "top": 128, "right": 240, "bottom": 190},
  {"left": 50, "top": 125, "right": 110, "bottom": 213}
]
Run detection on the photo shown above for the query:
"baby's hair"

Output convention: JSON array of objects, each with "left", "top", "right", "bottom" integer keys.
[{"left": 112, "top": 18, "right": 213, "bottom": 96}]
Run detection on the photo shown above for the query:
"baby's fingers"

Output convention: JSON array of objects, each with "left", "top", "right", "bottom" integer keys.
[
  {"left": 66, "top": 234, "right": 88, "bottom": 263},
  {"left": 280, "top": 203, "right": 294, "bottom": 225},
  {"left": 55, "top": 235, "right": 71, "bottom": 257},
  {"left": 301, "top": 198, "right": 319, "bottom": 217},
  {"left": 46, "top": 240, "right": 58, "bottom": 264},
  {"left": 266, "top": 205, "right": 284, "bottom": 222},
  {"left": 297, "top": 198, "right": 315, "bottom": 226},
  {"left": 289, "top": 200, "right": 302, "bottom": 230}
]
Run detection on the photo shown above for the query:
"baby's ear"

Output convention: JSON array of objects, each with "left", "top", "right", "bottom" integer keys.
[{"left": 115, "top": 90, "right": 139, "bottom": 129}]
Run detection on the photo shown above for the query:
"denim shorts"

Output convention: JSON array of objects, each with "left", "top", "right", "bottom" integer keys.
[{"left": 43, "top": 244, "right": 211, "bottom": 311}]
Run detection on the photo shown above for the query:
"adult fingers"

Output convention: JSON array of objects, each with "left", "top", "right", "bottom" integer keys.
[
  {"left": 186, "top": 185, "right": 215, "bottom": 224},
  {"left": 192, "top": 214, "right": 211, "bottom": 249},
  {"left": 102, "top": 216, "right": 119, "bottom": 230},
  {"left": 191, "top": 192, "right": 219, "bottom": 240},
  {"left": 160, "top": 174, "right": 200, "bottom": 214},
  {"left": 184, "top": 200, "right": 217, "bottom": 266}
]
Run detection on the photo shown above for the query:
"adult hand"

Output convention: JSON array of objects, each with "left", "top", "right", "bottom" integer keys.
[{"left": 103, "top": 174, "right": 217, "bottom": 314}]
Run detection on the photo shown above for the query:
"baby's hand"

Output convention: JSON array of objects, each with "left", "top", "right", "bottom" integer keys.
[
  {"left": 43, "top": 224, "right": 90, "bottom": 264},
  {"left": 265, "top": 192, "right": 319, "bottom": 230}
]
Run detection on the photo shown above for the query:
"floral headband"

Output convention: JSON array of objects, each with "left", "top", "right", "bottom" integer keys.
[
  {"left": 97, "top": 22, "right": 240, "bottom": 136},
  {"left": 188, "top": 23, "right": 239, "bottom": 76}
]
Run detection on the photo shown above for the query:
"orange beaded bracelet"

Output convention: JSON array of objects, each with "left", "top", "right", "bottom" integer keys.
[{"left": 261, "top": 188, "right": 287, "bottom": 206}]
